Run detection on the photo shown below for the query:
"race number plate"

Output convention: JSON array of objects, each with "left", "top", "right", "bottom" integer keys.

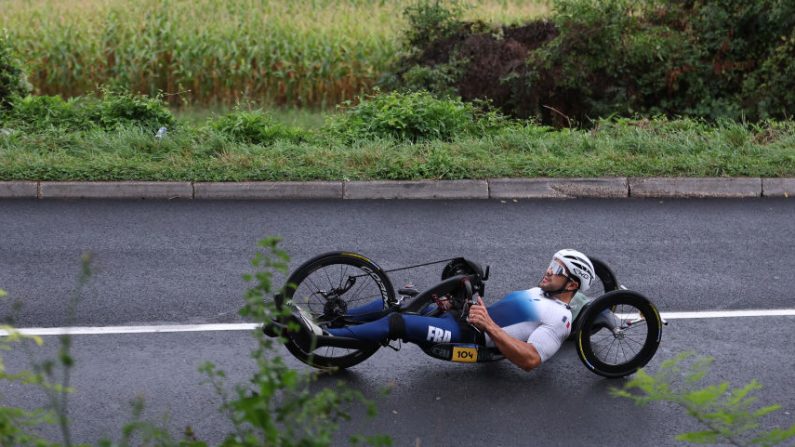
[{"left": 452, "top": 346, "right": 478, "bottom": 363}]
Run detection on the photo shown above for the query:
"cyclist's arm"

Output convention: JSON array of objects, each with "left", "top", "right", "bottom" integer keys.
[{"left": 467, "top": 297, "right": 543, "bottom": 371}]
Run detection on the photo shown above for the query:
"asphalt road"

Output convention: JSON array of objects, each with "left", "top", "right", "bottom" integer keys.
[{"left": 1, "top": 199, "right": 794, "bottom": 446}]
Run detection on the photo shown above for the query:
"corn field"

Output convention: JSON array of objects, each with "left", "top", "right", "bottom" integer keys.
[{"left": 1, "top": 0, "right": 548, "bottom": 108}]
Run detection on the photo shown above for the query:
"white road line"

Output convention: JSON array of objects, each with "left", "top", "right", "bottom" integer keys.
[
  {"left": 661, "top": 309, "right": 795, "bottom": 319},
  {"left": 1, "top": 323, "right": 260, "bottom": 337},
  {"left": 1, "top": 309, "right": 794, "bottom": 337}
]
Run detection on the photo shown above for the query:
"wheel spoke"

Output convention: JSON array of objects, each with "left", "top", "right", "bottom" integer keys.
[
  {"left": 622, "top": 333, "right": 646, "bottom": 348},
  {"left": 304, "top": 275, "right": 324, "bottom": 298},
  {"left": 338, "top": 264, "right": 346, "bottom": 291},
  {"left": 617, "top": 339, "right": 630, "bottom": 364},
  {"left": 596, "top": 336, "right": 616, "bottom": 359},
  {"left": 322, "top": 267, "right": 337, "bottom": 293},
  {"left": 621, "top": 320, "right": 648, "bottom": 332},
  {"left": 345, "top": 273, "right": 372, "bottom": 304},
  {"left": 303, "top": 276, "right": 327, "bottom": 313}
]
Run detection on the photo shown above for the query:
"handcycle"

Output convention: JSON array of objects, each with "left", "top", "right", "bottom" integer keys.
[{"left": 268, "top": 251, "right": 663, "bottom": 378}]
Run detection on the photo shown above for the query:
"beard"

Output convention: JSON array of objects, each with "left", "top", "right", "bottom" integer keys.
[{"left": 538, "top": 275, "right": 574, "bottom": 294}]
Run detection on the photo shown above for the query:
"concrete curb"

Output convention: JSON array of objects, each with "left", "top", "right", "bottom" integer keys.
[
  {"left": 195, "top": 181, "right": 342, "bottom": 199},
  {"left": 39, "top": 182, "right": 193, "bottom": 199},
  {"left": 489, "top": 177, "right": 628, "bottom": 198},
  {"left": 629, "top": 177, "right": 761, "bottom": 198},
  {"left": 0, "top": 178, "right": 791, "bottom": 200},
  {"left": 762, "top": 178, "right": 795, "bottom": 198},
  {"left": 344, "top": 180, "right": 488, "bottom": 199},
  {"left": 0, "top": 181, "right": 38, "bottom": 199}
]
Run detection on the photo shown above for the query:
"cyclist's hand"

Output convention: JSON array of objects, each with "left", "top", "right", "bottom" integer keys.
[{"left": 467, "top": 296, "right": 494, "bottom": 331}]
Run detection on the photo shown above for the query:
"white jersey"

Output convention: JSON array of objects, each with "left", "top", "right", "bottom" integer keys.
[{"left": 483, "top": 287, "right": 572, "bottom": 362}]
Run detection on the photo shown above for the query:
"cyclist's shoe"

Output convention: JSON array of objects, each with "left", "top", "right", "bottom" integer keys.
[
  {"left": 262, "top": 319, "right": 285, "bottom": 337},
  {"left": 286, "top": 305, "right": 329, "bottom": 352}
]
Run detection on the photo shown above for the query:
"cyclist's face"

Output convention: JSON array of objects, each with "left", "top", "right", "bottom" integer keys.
[{"left": 538, "top": 260, "right": 570, "bottom": 291}]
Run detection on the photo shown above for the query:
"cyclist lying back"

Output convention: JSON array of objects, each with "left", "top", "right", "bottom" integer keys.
[{"left": 281, "top": 249, "right": 595, "bottom": 372}]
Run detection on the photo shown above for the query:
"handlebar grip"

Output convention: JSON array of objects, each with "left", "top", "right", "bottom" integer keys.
[
  {"left": 460, "top": 277, "right": 477, "bottom": 320},
  {"left": 467, "top": 291, "right": 483, "bottom": 333}
]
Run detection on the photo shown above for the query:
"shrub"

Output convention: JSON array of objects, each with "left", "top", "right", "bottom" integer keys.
[
  {"left": 387, "top": 57, "right": 469, "bottom": 99},
  {"left": 3, "top": 90, "right": 174, "bottom": 133},
  {"left": 402, "top": 0, "right": 468, "bottom": 50},
  {"left": 743, "top": 28, "right": 795, "bottom": 119},
  {"left": 386, "top": 0, "right": 795, "bottom": 124},
  {"left": 209, "top": 109, "right": 307, "bottom": 145},
  {"left": 5, "top": 95, "right": 98, "bottom": 131},
  {"left": 326, "top": 90, "right": 510, "bottom": 142},
  {"left": 96, "top": 90, "right": 175, "bottom": 132},
  {"left": 0, "top": 31, "right": 32, "bottom": 110}
]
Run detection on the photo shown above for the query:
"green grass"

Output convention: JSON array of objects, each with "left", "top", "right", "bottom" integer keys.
[
  {"left": 1, "top": 117, "right": 794, "bottom": 181},
  {"left": 174, "top": 106, "right": 329, "bottom": 130}
]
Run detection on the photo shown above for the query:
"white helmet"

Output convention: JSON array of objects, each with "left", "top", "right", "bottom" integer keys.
[{"left": 552, "top": 249, "right": 595, "bottom": 292}]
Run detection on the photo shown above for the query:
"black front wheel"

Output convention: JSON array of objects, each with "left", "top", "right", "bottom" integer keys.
[
  {"left": 576, "top": 290, "right": 662, "bottom": 378},
  {"left": 276, "top": 251, "right": 396, "bottom": 370}
]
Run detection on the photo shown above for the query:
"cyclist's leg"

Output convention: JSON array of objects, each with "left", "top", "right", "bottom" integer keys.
[
  {"left": 401, "top": 313, "right": 477, "bottom": 347},
  {"left": 345, "top": 298, "right": 387, "bottom": 322},
  {"left": 328, "top": 312, "right": 474, "bottom": 347},
  {"left": 346, "top": 298, "right": 440, "bottom": 322},
  {"left": 326, "top": 315, "right": 391, "bottom": 342}
]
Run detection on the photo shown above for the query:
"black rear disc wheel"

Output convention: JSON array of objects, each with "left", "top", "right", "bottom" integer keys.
[
  {"left": 585, "top": 257, "right": 619, "bottom": 299},
  {"left": 567, "top": 256, "right": 619, "bottom": 340}
]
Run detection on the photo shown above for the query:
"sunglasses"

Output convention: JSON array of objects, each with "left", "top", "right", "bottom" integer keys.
[{"left": 546, "top": 260, "right": 570, "bottom": 279}]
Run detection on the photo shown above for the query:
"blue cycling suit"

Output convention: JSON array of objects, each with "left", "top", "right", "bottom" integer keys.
[{"left": 328, "top": 287, "right": 573, "bottom": 362}]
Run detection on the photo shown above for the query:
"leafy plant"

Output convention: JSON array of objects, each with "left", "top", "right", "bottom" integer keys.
[
  {"left": 0, "top": 30, "right": 32, "bottom": 110},
  {"left": 402, "top": 0, "right": 468, "bottom": 50},
  {"left": 4, "top": 95, "right": 99, "bottom": 132},
  {"left": 388, "top": 56, "right": 469, "bottom": 99},
  {"left": 3, "top": 90, "right": 174, "bottom": 133},
  {"left": 743, "top": 28, "right": 795, "bottom": 120},
  {"left": 614, "top": 352, "right": 795, "bottom": 446},
  {"left": 0, "top": 289, "right": 59, "bottom": 447},
  {"left": 209, "top": 109, "right": 307, "bottom": 146},
  {"left": 96, "top": 89, "right": 175, "bottom": 132},
  {"left": 326, "top": 90, "right": 510, "bottom": 142}
]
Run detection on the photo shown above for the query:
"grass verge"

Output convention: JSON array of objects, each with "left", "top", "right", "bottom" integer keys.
[{"left": 1, "top": 117, "right": 794, "bottom": 181}]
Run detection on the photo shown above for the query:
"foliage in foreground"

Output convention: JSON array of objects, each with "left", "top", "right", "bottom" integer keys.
[
  {"left": 614, "top": 352, "right": 795, "bottom": 447},
  {"left": 0, "top": 240, "right": 389, "bottom": 446},
  {"left": 0, "top": 287, "right": 57, "bottom": 447}
]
